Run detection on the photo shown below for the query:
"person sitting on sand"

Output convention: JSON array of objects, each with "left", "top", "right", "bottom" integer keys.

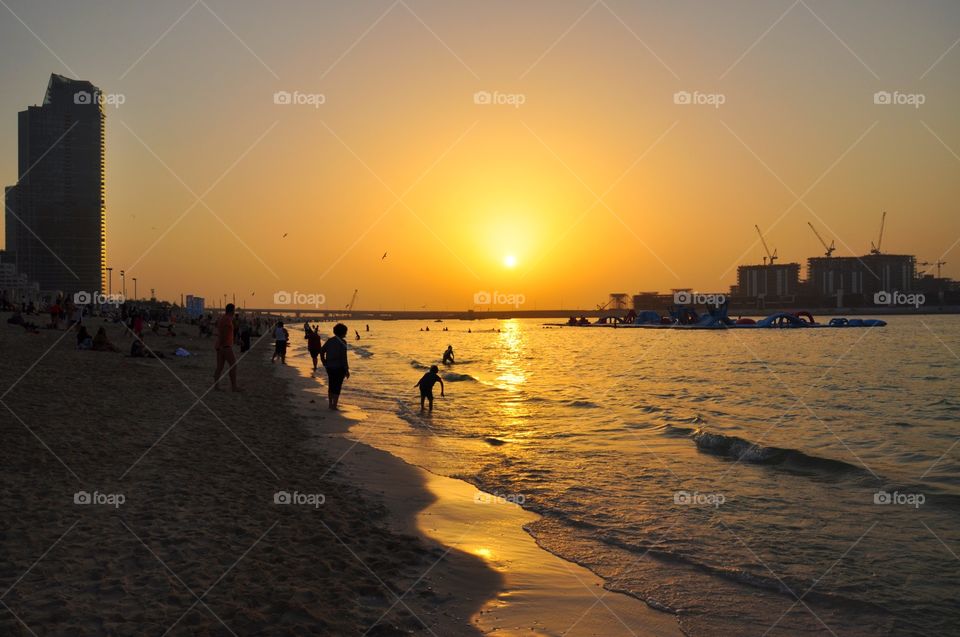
[
  {"left": 92, "top": 326, "right": 120, "bottom": 352},
  {"left": 414, "top": 365, "right": 445, "bottom": 411},
  {"left": 213, "top": 304, "right": 239, "bottom": 391},
  {"left": 320, "top": 323, "right": 350, "bottom": 410},
  {"left": 130, "top": 337, "right": 165, "bottom": 358},
  {"left": 76, "top": 325, "right": 93, "bottom": 350},
  {"left": 442, "top": 345, "right": 455, "bottom": 365},
  {"left": 306, "top": 326, "right": 323, "bottom": 371},
  {"left": 272, "top": 320, "right": 289, "bottom": 364}
]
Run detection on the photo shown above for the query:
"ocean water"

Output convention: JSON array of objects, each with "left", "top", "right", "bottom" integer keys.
[{"left": 288, "top": 316, "right": 960, "bottom": 636}]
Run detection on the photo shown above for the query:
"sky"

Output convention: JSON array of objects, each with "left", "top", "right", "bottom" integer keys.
[{"left": 1, "top": 0, "right": 958, "bottom": 310}]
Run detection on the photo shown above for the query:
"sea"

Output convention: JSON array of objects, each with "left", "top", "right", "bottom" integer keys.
[{"left": 287, "top": 316, "right": 960, "bottom": 636}]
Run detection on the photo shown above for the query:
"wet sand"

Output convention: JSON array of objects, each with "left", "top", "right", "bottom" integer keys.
[{"left": 281, "top": 356, "right": 684, "bottom": 637}]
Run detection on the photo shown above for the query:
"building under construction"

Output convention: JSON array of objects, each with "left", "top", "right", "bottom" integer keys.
[{"left": 807, "top": 254, "right": 917, "bottom": 301}]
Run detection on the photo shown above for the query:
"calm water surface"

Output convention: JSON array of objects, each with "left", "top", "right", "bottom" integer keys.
[{"left": 290, "top": 316, "right": 960, "bottom": 636}]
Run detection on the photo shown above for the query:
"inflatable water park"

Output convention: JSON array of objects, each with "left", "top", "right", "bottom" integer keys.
[{"left": 555, "top": 303, "right": 887, "bottom": 329}]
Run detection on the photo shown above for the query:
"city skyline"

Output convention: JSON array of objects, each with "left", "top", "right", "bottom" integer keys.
[{"left": 0, "top": 1, "right": 958, "bottom": 309}]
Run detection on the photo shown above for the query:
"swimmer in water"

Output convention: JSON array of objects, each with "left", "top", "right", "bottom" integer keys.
[{"left": 442, "top": 345, "right": 455, "bottom": 365}]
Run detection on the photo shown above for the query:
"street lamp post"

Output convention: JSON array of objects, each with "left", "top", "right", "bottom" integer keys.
[
  {"left": 132, "top": 278, "right": 138, "bottom": 301},
  {"left": 106, "top": 267, "right": 113, "bottom": 296},
  {"left": 120, "top": 270, "right": 126, "bottom": 298}
]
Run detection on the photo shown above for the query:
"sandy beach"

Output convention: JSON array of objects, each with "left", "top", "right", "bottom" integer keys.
[
  {"left": 1, "top": 314, "right": 684, "bottom": 636},
  {"left": 0, "top": 316, "right": 498, "bottom": 635}
]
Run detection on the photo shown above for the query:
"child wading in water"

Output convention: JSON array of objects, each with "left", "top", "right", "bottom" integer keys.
[{"left": 414, "top": 365, "right": 445, "bottom": 411}]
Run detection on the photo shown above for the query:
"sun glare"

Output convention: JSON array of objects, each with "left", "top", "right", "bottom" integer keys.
[{"left": 503, "top": 254, "right": 517, "bottom": 268}]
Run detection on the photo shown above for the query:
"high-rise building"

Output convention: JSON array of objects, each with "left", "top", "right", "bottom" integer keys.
[{"left": 4, "top": 74, "right": 105, "bottom": 296}]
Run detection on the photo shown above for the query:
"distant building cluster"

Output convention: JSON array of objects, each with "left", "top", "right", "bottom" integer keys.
[{"left": 1, "top": 74, "right": 105, "bottom": 306}]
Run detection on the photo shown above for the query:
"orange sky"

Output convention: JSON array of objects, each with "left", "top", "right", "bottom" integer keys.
[{"left": 1, "top": 1, "right": 958, "bottom": 309}]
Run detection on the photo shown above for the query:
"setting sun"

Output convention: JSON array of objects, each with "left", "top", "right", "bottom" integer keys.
[{"left": 503, "top": 254, "right": 517, "bottom": 269}]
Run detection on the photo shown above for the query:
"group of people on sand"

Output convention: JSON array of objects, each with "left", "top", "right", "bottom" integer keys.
[{"left": 210, "top": 305, "right": 352, "bottom": 410}]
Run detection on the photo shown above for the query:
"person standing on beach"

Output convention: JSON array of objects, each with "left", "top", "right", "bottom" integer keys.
[
  {"left": 213, "top": 303, "right": 240, "bottom": 391},
  {"left": 320, "top": 323, "right": 350, "bottom": 410},
  {"left": 272, "top": 320, "right": 289, "bottom": 364},
  {"left": 306, "top": 325, "right": 323, "bottom": 372}
]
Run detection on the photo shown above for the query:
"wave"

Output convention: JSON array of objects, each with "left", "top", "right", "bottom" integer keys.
[
  {"left": 349, "top": 345, "right": 374, "bottom": 358},
  {"left": 691, "top": 429, "right": 870, "bottom": 477},
  {"left": 409, "top": 359, "right": 429, "bottom": 370},
  {"left": 565, "top": 400, "right": 599, "bottom": 409},
  {"left": 442, "top": 372, "right": 477, "bottom": 382}
]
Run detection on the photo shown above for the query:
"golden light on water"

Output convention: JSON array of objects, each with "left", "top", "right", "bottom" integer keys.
[{"left": 473, "top": 547, "right": 494, "bottom": 560}]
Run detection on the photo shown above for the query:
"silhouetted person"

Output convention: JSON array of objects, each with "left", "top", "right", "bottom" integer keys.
[
  {"left": 442, "top": 345, "right": 455, "bottom": 365},
  {"left": 307, "top": 326, "right": 323, "bottom": 371},
  {"left": 214, "top": 304, "right": 240, "bottom": 391},
  {"left": 415, "top": 365, "right": 444, "bottom": 411},
  {"left": 320, "top": 323, "right": 350, "bottom": 410}
]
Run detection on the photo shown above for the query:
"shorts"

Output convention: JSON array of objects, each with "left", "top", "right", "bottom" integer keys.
[
  {"left": 274, "top": 340, "right": 287, "bottom": 355},
  {"left": 420, "top": 390, "right": 434, "bottom": 400},
  {"left": 326, "top": 367, "right": 347, "bottom": 393}
]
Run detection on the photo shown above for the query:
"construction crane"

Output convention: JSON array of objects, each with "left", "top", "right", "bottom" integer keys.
[
  {"left": 869, "top": 211, "right": 887, "bottom": 255},
  {"left": 755, "top": 225, "right": 778, "bottom": 265},
  {"left": 345, "top": 289, "right": 358, "bottom": 311},
  {"left": 925, "top": 260, "right": 948, "bottom": 278},
  {"left": 807, "top": 222, "right": 835, "bottom": 257}
]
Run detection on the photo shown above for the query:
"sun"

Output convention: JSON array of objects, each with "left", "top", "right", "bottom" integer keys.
[{"left": 503, "top": 254, "right": 517, "bottom": 268}]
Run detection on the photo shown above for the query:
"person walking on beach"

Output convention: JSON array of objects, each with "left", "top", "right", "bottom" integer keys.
[
  {"left": 306, "top": 325, "right": 323, "bottom": 372},
  {"left": 272, "top": 320, "right": 289, "bottom": 364},
  {"left": 213, "top": 303, "right": 240, "bottom": 391},
  {"left": 414, "top": 365, "right": 444, "bottom": 411},
  {"left": 320, "top": 323, "right": 350, "bottom": 410}
]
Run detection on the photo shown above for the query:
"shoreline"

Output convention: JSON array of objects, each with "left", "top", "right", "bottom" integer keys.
[{"left": 279, "top": 350, "right": 684, "bottom": 636}]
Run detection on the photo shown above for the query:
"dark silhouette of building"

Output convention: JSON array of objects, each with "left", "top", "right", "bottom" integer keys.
[
  {"left": 735, "top": 262, "right": 801, "bottom": 301},
  {"left": 4, "top": 74, "right": 105, "bottom": 296},
  {"left": 807, "top": 254, "right": 916, "bottom": 303}
]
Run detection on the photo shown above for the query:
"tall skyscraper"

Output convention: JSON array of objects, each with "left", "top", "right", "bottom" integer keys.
[{"left": 4, "top": 74, "right": 105, "bottom": 295}]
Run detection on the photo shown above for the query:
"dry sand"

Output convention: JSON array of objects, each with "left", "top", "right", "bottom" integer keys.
[{"left": 0, "top": 315, "right": 494, "bottom": 636}]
